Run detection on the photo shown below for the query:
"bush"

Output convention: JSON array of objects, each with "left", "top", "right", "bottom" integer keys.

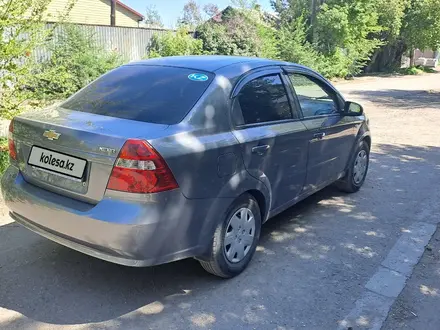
[
  {"left": 196, "top": 22, "right": 239, "bottom": 55},
  {"left": 0, "top": 0, "right": 76, "bottom": 118},
  {"left": 0, "top": 139, "right": 9, "bottom": 176},
  {"left": 30, "top": 25, "right": 124, "bottom": 100},
  {"left": 416, "top": 65, "right": 436, "bottom": 73},
  {"left": 148, "top": 28, "right": 203, "bottom": 57},
  {"left": 256, "top": 24, "right": 279, "bottom": 59},
  {"left": 277, "top": 16, "right": 323, "bottom": 71},
  {"left": 398, "top": 66, "right": 434, "bottom": 75},
  {"left": 195, "top": 7, "right": 261, "bottom": 57},
  {"left": 0, "top": 0, "right": 48, "bottom": 118}
]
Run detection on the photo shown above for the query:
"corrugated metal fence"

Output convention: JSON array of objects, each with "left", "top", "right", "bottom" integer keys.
[{"left": 33, "top": 24, "right": 172, "bottom": 62}]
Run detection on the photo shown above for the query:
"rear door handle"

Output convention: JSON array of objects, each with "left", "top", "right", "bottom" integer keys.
[
  {"left": 313, "top": 132, "right": 326, "bottom": 140},
  {"left": 252, "top": 145, "right": 270, "bottom": 155}
]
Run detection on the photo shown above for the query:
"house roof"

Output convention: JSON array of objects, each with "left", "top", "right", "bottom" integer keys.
[{"left": 116, "top": 0, "right": 144, "bottom": 21}]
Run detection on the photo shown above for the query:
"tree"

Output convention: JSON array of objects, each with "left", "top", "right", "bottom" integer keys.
[
  {"left": 180, "top": 0, "right": 203, "bottom": 29},
  {"left": 271, "top": 0, "right": 384, "bottom": 76},
  {"left": 277, "top": 15, "right": 322, "bottom": 69},
  {"left": 148, "top": 28, "right": 203, "bottom": 57},
  {"left": 316, "top": 0, "right": 383, "bottom": 72},
  {"left": 144, "top": 4, "right": 163, "bottom": 28},
  {"left": 257, "top": 23, "right": 279, "bottom": 59},
  {"left": 0, "top": 0, "right": 74, "bottom": 117},
  {"left": 377, "top": 0, "right": 409, "bottom": 40},
  {"left": 196, "top": 7, "right": 262, "bottom": 56},
  {"left": 366, "top": 0, "right": 440, "bottom": 71},
  {"left": 364, "top": 0, "right": 410, "bottom": 72},
  {"left": 30, "top": 25, "right": 123, "bottom": 100},
  {"left": 231, "top": 0, "right": 258, "bottom": 9},
  {"left": 203, "top": 3, "right": 220, "bottom": 17},
  {"left": 271, "top": 0, "right": 310, "bottom": 22},
  {"left": 0, "top": 0, "right": 49, "bottom": 90},
  {"left": 401, "top": 0, "right": 440, "bottom": 66}
]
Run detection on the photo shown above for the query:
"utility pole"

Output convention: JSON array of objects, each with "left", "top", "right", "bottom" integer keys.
[
  {"left": 310, "top": 0, "right": 316, "bottom": 25},
  {"left": 310, "top": 0, "right": 316, "bottom": 42},
  {"left": 110, "top": 0, "right": 116, "bottom": 26},
  {"left": 310, "top": 0, "right": 325, "bottom": 43}
]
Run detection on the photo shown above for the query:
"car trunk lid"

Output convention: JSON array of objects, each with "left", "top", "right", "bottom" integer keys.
[{"left": 12, "top": 107, "right": 169, "bottom": 203}]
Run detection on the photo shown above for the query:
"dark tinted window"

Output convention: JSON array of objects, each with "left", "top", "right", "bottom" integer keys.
[
  {"left": 62, "top": 66, "right": 214, "bottom": 125},
  {"left": 288, "top": 74, "right": 339, "bottom": 118},
  {"left": 237, "top": 74, "right": 292, "bottom": 125}
]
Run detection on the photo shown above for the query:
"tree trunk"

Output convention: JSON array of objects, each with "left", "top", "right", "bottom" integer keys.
[
  {"left": 310, "top": 0, "right": 316, "bottom": 41},
  {"left": 364, "top": 41, "right": 407, "bottom": 73},
  {"left": 409, "top": 48, "right": 415, "bottom": 67}
]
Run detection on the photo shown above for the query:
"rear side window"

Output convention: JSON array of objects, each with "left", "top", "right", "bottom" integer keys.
[
  {"left": 61, "top": 66, "right": 214, "bottom": 125},
  {"left": 236, "top": 74, "right": 292, "bottom": 125}
]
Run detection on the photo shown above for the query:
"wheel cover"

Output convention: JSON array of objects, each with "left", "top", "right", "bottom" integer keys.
[
  {"left": 223, "top": 207, "right": 256, "bottom": 263},
  {"left": 353, "top": 149, "right": 368, "bottom": 184}
]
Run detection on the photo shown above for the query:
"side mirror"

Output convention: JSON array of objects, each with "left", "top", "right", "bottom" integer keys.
[{"left": 344, "top": 101, "right": 364, "bottom": 116}]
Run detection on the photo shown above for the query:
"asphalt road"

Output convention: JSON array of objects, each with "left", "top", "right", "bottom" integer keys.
[{"left": 1, "top": 73, "right": 439, "bottom": 330}]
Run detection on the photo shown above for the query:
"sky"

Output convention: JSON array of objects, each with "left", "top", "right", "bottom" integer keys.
[{"left": 123, "top": 0, "right": 273, "bottom": 28}]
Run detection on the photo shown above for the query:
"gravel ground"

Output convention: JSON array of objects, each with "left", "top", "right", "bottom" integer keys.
[{"left": 0, "top": 72, "right": 439, "bottom": 330}]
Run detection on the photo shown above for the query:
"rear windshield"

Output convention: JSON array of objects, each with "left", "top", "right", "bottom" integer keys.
[{"left": 61, "top": 65, "right": 214, "bottom": 124}]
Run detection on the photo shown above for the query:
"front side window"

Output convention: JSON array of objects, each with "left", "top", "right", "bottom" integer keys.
[
  {"left": 288, "top": 74, "right": 339, "bottom": 118},
  {"left": 236, "top": 74, "right": 293, "bottom": 125}
]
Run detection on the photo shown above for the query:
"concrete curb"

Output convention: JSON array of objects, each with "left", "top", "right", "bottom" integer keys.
[{"left": 337, "top": 222, "right": 437, "bottom": 330}]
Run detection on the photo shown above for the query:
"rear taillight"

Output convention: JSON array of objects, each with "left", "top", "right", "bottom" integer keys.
[
  {"left": 8, "top": 120, "right": 17, "bottom": 160},
  {"left": 106, "top": 139, "right": 178, "bottom": 194}
]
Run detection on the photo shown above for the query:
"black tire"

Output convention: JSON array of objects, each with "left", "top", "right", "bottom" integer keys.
[
  {"left": 199, "top": 193, "right": 261, "bottom": 278},
  {"left": 336, "top": 140, "right": 370, "bottom": 193}
]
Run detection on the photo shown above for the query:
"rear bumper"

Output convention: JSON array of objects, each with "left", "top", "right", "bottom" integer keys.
[
  {"left": 2, "top": 166, "right": 233, "bottom": 266},
  {"left": 10, "top": 212, "right": 160, "bottom": 266}
]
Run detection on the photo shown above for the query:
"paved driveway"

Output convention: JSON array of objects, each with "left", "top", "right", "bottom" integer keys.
[{"left": 0, "top": 73, "right": 439, "bottom": 330}]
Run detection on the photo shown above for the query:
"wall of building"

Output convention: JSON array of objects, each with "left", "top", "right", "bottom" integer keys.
[{"left": 45, "top": 0, "right": 140, "bottom": 27}]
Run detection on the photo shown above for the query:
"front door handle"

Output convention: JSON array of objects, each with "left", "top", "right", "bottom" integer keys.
[
  {"left": 252, "top": 145, "right": 270, "bottom": 155},
  {"left": 313, "top": 132, "right": 326, "bottom": 140}
]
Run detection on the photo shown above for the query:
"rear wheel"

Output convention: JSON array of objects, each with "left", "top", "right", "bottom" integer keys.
[
  {"left": 199, "top": 194, "right": 261, "bottom": 278},
  {"left": 336, "top": 140, "right": 370, "bottom": 193}
]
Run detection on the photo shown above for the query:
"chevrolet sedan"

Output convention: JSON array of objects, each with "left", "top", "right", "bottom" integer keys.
[{"left": 2, "top": 56, "right": 370, "bottom": 278}]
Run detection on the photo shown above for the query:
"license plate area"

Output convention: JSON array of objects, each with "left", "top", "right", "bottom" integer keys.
[{"left": 28, "top": 146, "right": 87, "bottom": 180}]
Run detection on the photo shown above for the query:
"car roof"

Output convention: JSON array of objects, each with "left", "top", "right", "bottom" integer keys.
[{"left": 127, "top": 55, "right": 300, "bottom": 72}]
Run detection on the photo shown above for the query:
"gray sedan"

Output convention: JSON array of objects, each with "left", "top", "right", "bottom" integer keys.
[{"left": 2, "top": 56, "right": 371, "bottom": 278}]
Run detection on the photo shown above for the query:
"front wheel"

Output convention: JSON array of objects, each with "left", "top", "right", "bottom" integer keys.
[
  {"left": 336, "top": 140, "right": 370, "bottom": 193},
  {"left": 199, "top": 194, "right": 261, "bottom": 278}
]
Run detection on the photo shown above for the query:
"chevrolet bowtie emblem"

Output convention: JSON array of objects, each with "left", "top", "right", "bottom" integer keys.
[{"left": 43, "top": 130, "right": 61, "bottom": 140}]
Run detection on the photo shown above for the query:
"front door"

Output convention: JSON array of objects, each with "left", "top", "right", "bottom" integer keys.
[
  {"left": 286, "top": 72, "right": 357, "bottom": 192},
  {"left": 231, "top": 70, "right": 309, "bottom": 211}
]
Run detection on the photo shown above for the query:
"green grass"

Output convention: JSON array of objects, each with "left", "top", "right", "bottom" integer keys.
[
  {"left": 0, "top": 138, "right": 9, "bottom": 176},
  {"left": 399, "top": 65, "right": 436, "bottom": 75}
]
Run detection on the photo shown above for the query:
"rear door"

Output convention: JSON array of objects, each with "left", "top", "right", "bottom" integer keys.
[
  {"left": 284, "top": 69, "right": 357, "bottom": 192},
  {"left": 231, "top": 68, "right": 309, "bottom": 211}
]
